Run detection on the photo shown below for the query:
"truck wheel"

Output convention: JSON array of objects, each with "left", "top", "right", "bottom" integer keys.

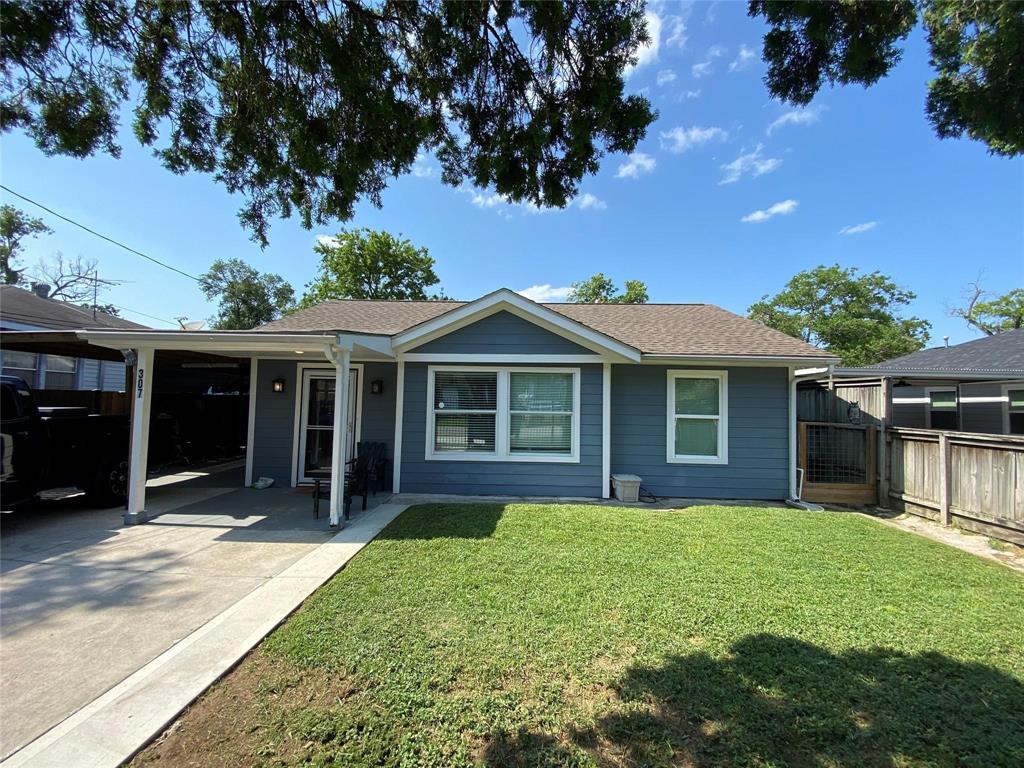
[{"left": 86, "top": 458, "right": 128, "bottom": 504}]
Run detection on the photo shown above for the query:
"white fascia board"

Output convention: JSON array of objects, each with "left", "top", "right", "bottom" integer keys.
[
  {"left": 391, "top": 288, "right": 642, "bottom": 362},
  {"left": 642, "top": 354, "right": 840, "bottom": 366},
  {"left": 338, "top": 332, "right": 395, "bottom": 358},
  {"left": 401, "top": 353, "right": 605, "bottom": 363},
  {"left": 77, "top": 330, "right": 336, "bottom": 354}
]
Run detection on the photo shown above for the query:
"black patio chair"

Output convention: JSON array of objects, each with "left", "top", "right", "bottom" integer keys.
[{"left": 357, "top": 441, "right": 389, "bottom": 496}]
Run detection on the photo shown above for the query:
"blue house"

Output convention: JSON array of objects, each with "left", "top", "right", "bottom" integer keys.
[{"left": 79, "top": 289, "right": 837, "bottom": 525}]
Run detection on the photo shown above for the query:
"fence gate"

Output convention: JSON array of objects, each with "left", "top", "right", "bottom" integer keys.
[{"left": 797, "top": 421, "right": 877, "bottom": 505}]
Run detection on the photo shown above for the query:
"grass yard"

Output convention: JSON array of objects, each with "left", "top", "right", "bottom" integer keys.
[{"left": 132, "top": 504, "right": 1024, "bottom": 767}]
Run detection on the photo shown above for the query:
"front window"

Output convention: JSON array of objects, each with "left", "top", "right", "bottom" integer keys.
[
  {"left": 45, "top": 355, "right": 77, "bottom": 389},
  {"left": 1007, "top": 389, "right": 1024, "bottom": 435},
  {"left": 667, "top": 370, "right": 728, "bottom": 464},
  {"left": 927, "top": 389, "right": 958, "bottom": 430},
  {"left": 1, "top": 350, "right": 38, "bottom": 385},
  {"left": 427, "top": 367, "right": 579, "bottom": 462}
]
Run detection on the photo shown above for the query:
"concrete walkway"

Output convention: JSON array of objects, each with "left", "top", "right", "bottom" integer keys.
[{"left": 1, "top": 465, "right": 405, "bottom": 767}]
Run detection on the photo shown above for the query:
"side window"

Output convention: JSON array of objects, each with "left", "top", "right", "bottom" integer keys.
[
  {"left": 667, "top": 371, "right": 728, "bottom": 464},
  {"left": 927, "top": 390, "right": 958, "bottom": 430},
  {"left": 1007, "top": 389, "right": 1024, "bottom": 435}
]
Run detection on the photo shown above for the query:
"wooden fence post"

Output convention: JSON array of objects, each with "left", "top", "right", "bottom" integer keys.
[{"left": 938, "top": 432, "right": 951, "bottom": 526}]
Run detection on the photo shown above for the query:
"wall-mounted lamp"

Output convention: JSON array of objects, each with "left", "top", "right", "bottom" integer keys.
[
  {"left": 371, "top": 378, "right": 384, "bottom": 395},
  {"left": 272, "top": 378, "right": 286, "bottom": 393}
]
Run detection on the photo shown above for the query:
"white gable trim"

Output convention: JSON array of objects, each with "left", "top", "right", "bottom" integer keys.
[{"left": 391, "top": 289, "right": 641, "bottom": 363}]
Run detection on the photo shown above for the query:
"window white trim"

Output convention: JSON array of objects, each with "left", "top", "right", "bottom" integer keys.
[
  {"left": 1003, "top": 383, "right": 1024, "bottom": 435},
  {"left": 666, "top": 369, "right": 728, "bottom": 465},
  {"left": 924, "top": 387, "right": 958, "bottom": 430},
  {"left": 425, "top": 365, "right": 581, "bottom": 463}
]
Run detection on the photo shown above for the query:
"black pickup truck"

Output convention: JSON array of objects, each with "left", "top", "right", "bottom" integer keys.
[{"left": 1, "top": 375, "right": 130, "bottom": 509}]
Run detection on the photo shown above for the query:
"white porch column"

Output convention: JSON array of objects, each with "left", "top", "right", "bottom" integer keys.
[
  {"left": 327, "top": 343, "right": 352, "bottom": 527},
  {"left": 125, "top": 347, "right": 154, "bottom": 525},
  {"left": 602, "top": 362, "right": 611, "bottom": 498},
  {"left": 392, "top": 359, "right": 404, "bottom": 493}
]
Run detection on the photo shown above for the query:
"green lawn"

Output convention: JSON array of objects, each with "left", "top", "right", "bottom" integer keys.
[{"left": 135, "top": 504, "right": 1024, "bottom": 767}]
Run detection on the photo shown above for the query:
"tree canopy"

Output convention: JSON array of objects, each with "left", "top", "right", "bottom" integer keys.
[
  {"left": 199, "top": 258, "right": 294, "bottom": 330},
  {"left": 299, "top": 228, "right": 443, "bottom": 308},
  {"left": 952, "top": 282, "right": 1024, "bottom": 335},
  {"left": 1, "top": 1, "right": 656, "bottom": 246},
  {"left": 0, "top": 204, "right": 51, "bottom": 284},
  {"left": 748, "top": 265, "right": 930, "bottom": 367},
  {"left": 567, "top": 273, "right": 648, "bottom": 304},
  {"left": 750, "top": 0, "right": 1024, "bottom": 156}
]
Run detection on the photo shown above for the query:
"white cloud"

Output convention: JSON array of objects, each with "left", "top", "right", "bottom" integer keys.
[
  {"left": 470, "top": 190, "right": 506, "bottom": 209},
  {"left": 691, "top": 60, "right": 714, "bottom": 79},
  {"left": 677, "top": 89, "right": 702, "bottom": 100},
  {"left": 659, "top": 125, "right": 728, "bottom": 154},
  {"left": 616, "top": 152, "right": 657, "bottom": 179},
  {"left": 719, "top": 144, "right": 782, "bottom": 185},
  {"left": 707, "top": 44, "right": 727, "bottom": 58},
  {"left": 665, "top": 15, "right": 688, "bottom": 48},
  {"left": 656, "top": 69, "right": 677, "bottom": 87},
  {"left": 411, "top": 152, "right": 435, "bottom": 178},
  {"left": 768, "top": 105, "right": 825, "bottom": 134},
  {"left": 626, "top": 10, "right": 662, "bottom": 75},
  {"left": 839, "top": 221, "right": 878, "bottom": 235},
  {"left": 577, "top": 192, "right": 608, "bottom": 211},
  {"left": 518, "top": 284, "right": 573, "bottom": 302},
  {"left": 315, "top": 234, "right": 339, "bottom": 248},
  {"left": 729, "top": 44, "right": 756, "bottom": 73},
  {"left": 741, "top": 199, "right": 799, "bottom": 223}
]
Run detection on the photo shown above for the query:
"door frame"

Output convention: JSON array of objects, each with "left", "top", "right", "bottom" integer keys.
[{"left": 290, "top": 362, "right": 363, "bottom": 486}]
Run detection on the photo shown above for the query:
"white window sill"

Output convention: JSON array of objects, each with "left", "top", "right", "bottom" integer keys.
[
  {"left": 426, "top": 452, "right": 580, "bottom": 464},
  {"left": 666, "top": 455, "right": 728, "bottom": 465}
]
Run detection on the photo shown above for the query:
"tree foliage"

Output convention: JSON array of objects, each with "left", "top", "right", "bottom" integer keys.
[
  {"left": 567, "top": 273, "right": 648, "bottom": 304},
  {"left": 1, "top": 1, "right": 656, "bottom": 246},
  {"left": 951, "top": 282, "right": 1024, "bottom": 335},
  {"left": 199, "top": 258, "right": 294, "bottom": 330},
  {"left": 748, "top": 265, "right": 930, "bottom": 367},
  {"left": 299, "top": 228, "right": 442, "bottom": 308},
  {"left": 0, "top": 204, "right": 51, "bottom": 284},
  {"left": 750, "top": 0, "right": 1024, "bottom": 156}
]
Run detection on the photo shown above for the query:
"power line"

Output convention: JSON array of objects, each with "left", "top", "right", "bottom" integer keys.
[
  {"left": 107, "top": 303, "right": 179, "bottom": 327},
  {"left": 0, "top": 185, "right": 201, "bottom": 282}
]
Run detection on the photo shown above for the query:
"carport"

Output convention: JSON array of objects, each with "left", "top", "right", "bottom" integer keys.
[{"left": 77, "top": 329, "right": 395, "bottom": 527}]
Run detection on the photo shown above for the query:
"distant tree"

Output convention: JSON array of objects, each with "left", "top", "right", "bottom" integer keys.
[
  {"left": 567, "top": 273, "right": 649, "bottom": 304},
  {"left": 1, "top": 1, "right": 656, "bottom": 245},
  {"left": 750, "top": 0, "right": 1024, "bottom": 156},
  {"left": 0, "top": 204, "right": 51, "bottom": 284},
  {"left": 33, "top": 252, "right": 118, "bottom": 304},
  {"left": 299, "top": 229, "right": 441, "bottom": 307},
  {"left": 951, "top": 282, "right": 1024, "bottom": 335},
  {"left": 199, "top": 259, "right": 294, "bottom": 330},
  {"left": 748, "top": 265, "right": 930, "bottom": 366}
]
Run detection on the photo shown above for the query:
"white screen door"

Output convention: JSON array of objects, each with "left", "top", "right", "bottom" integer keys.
[{"left": 298, "top": 367, "right": 359, "bottom": 483}]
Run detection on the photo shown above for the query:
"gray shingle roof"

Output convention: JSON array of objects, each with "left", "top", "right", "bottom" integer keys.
[
  {"left": 840, "top": 328, "right": 1024, "bottom": 378},
  {"left": 0, "top": 284, "right": 149, "bottom": 331},
  {"left": 258, "top": 297, "right": 834, "bottom": 359}
]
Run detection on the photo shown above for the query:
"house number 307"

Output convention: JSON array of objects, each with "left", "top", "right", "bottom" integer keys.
[{"left": 136, "top": 368, "right": 145, "bottom": 399}]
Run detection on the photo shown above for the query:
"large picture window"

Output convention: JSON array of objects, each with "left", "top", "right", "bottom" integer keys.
[
  {"left": 427, "top": 367, "right": 579, "bottom": 462},
  {"left": 666, "top": 370, "right": 728, "bottom": 465}
]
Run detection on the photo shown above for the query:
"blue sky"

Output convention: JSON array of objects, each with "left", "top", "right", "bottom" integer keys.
[{"left": 1, "top": 1, "right": 1021, "bottom": 345}]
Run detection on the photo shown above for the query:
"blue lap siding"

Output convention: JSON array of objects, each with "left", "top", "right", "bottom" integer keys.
[
  {"left": 610, "top": 365, "right": 790, "bottom": 500},
  {"left": 249, "top": 359, "right": 397, "bottom": 485}
]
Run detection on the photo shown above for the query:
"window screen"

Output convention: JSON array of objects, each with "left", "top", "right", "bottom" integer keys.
[
  {"left": 509, "top": 372, "right": 573, "bottom": 454},
  {"left": 672, "top": 376, "right": 721, "bottom": 457},
  {"left": 928, "top": 390, "right": 958, "bottom": 430},
  {"left": 44, "top": 355, "right": 77, "bottom": 390},
  {"left": 2, "top": 350, "right": 37, "bottom": 385},
  {"left": 1009, "top": 389, "right": 1024, "bottom": 435},
  {"left": 433, "top": 371, "right": 498, "bottom": 453}
]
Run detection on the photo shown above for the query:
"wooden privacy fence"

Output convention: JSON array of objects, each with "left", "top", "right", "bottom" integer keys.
[
  {"left": 888, "top": 428, "right": 1024, "bottom": 545},
  {"left": 798, "top": 421, "right": 877, "bottom": 505}
]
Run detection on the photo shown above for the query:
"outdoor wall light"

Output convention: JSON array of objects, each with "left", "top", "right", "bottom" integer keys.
[
  {"left": 371, "top": 378, "right": 384, "bottom": 395},
  {"left": 272, "top": 378, "right": 286, "bottom": 393}
]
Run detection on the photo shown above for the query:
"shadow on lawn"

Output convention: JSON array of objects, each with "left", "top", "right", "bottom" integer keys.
[
  {"left": 376, "top": 503, "right": 505, "bottom": 540},
  {"left": 482, "top": 634, "right": 1024, "bottom": 767}
]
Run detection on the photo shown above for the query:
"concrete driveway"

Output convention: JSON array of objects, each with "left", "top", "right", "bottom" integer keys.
[{"left": 0, "top": 464, "right": 339, "bottom": 761}]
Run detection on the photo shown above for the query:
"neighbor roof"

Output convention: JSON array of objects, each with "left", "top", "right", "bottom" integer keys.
[
  {"left": 258, "top": 296, "right": 833, "bottom": 359},
  {"left": 839, "top": 328, "right": 1024, "bottom": 379},
  {"left": 0, "top": 284, "right": 148, "bottom": 331}
]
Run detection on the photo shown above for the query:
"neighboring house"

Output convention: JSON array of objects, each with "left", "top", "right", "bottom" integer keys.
[
  {"left": 803, "top": 330, "right": 1024, "bottom": 435},
  {"left": 0, "top": 283, "right": 148, "bottom": 390},
  {"left": 76, "top": 289, "right": 837, "bottom": 524}
]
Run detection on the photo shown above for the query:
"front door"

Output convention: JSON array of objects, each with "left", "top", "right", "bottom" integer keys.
[{"left": 298, "top": 367, "right": 359, "bottom": 484}]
